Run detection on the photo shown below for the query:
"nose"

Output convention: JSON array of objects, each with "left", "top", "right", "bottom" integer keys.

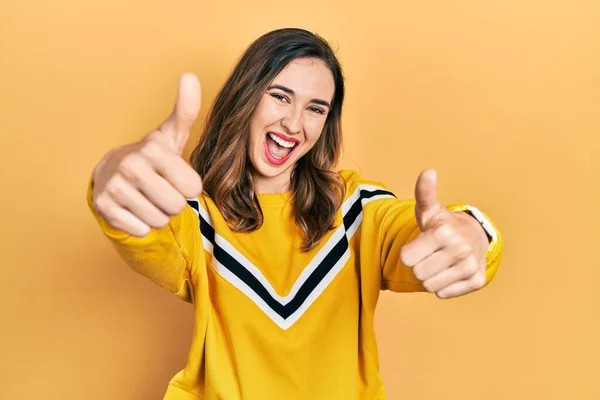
[{"left": 281, "top": 105, "right": 302, "bottom": 135}]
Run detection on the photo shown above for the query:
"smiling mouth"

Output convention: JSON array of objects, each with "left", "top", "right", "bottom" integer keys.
[{"left": 264, "top": 132, "right": 299, "bottom": 165}]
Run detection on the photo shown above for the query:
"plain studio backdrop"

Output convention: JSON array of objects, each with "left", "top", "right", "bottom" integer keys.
[{"left": 1, "top": 1, "right": 599, "bottom": 399}]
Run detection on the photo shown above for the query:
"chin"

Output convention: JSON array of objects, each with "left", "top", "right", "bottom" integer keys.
[{"left": 252, "top": 158, "right": 295, "bottom": 178}]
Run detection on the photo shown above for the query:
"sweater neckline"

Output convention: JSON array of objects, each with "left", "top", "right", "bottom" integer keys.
[{"left": 255, "top": 191, "right": 293, "bottom": 206}]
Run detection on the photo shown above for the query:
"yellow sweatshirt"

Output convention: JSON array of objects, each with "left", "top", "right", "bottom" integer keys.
[{"left": 87, "top": 169, "right": 503, "bottom": 400}]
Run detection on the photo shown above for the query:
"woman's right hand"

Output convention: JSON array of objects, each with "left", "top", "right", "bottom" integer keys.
[{"left": 91, "top": 73, "right": 203, "bottom": 237}]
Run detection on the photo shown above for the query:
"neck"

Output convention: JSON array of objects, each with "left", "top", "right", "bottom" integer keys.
[{"left": 253, "top": 172, "right": 292, "bottom": 195}]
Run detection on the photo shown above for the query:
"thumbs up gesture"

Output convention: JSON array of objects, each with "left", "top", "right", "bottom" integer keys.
[
  {"left": 400, "top": 169, "right": 491, "bottom": 299},
  {"left": 91, "top": 73, "right": 203, "bottom": 237}
]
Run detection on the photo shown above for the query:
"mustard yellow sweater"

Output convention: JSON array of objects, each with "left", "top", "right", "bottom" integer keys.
[{"left": 87, "top": 169, "right": 503, "bottom": 400}]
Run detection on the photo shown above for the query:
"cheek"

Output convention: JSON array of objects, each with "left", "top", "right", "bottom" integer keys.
[
  {"left": 305, "top": 119, "right": 326, "bottom": 144},
  {"left": 257, "top": 99, "right": 283, "bottom": 125},
  {"left": 250, "top": 103, "right": 269, "bottom": 141}
]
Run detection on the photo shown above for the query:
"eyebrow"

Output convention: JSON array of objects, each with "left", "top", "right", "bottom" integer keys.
[{"left": 267, "top": 84, "right": 331, "bottom": 108}]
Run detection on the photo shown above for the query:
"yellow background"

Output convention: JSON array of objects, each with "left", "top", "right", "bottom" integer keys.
[{"left": 2, "top": 0, "right": 599, "bottom": 399}]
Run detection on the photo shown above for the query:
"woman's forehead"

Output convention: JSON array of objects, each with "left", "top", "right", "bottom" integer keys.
[{"left": 271, "top": 58, "right": 335, "bottom": 100}]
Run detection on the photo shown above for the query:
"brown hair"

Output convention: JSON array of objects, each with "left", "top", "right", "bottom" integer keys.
[{"left": 190, "top": 28, "right": 346, "bottom": 251}]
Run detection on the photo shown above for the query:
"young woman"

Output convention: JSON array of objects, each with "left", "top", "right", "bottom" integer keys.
[{"left": 88, "top": 28, "right": 503, "bottom": 400}]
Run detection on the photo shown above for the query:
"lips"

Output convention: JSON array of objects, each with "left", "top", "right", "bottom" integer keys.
[{"left": 264, "top": 132, "right": 299, "bottom": 166}]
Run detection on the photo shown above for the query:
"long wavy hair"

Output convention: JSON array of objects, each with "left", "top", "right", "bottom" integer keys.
[{"left": 190, "top": 28, "right": 346, "bottom": 251}]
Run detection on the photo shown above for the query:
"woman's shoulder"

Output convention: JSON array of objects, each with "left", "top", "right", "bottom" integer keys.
[
  {"left": 336, "top": 170, "right": 412, "bottom": 222},
  {"left": 337, "top": 169, "right": 393, "bottom": 194}
]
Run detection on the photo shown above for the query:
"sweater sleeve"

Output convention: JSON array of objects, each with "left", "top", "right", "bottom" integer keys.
[{"left": 86, "top": 177, "right": 203, "bottom": 303}]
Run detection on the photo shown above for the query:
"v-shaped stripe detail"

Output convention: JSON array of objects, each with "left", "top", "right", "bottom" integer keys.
[{"left": 186, "top": 185, "right": 395, "bottom": 330}]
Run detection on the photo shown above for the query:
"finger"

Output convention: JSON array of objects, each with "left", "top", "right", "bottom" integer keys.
[
  {"left": 400, "top": 233, "right": 440, "bottom": 267},
  {"left": 102, "top": 203, "right": 151, "bottom": 237},
  {"left": 435, "top": 271, "right": 487, "bottom": 299},
  {"left": 118, "top": 155, "right": 189, "bottom": 216},
  {"left": 105, "top": 174, "right": 171, "bottom": 228},
  {"left": 158, "top": 159, "right": 202, "bottom": 200},
  {"left": 411, "top": 242, "right": 474, "bottom": 282},
  {"left": 414, "top": 168, "right": 442, "bottom": 229},
  {"left": 400, "top": 224, "right": 460, "bottom": 267},
  {"left": 139, "top": 140, "right": 203, "bottom": 199},
  {"left": 421, "top": 254, "right": 480, "bottom": 293},
  {"left": 158, "top": 73, "right": 202, "bottom": 153},
  {"left": 173, "top": 72, "right": 202, "bottom": 134}
]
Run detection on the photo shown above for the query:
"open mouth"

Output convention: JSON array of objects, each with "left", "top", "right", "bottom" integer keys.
[{"left": 264, "top": 132, "right": 299, "bottom": 165}]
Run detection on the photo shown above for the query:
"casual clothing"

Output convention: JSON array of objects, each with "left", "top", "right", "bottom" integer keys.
[{"left": 87, "top": 169, "right": 503, "bottom": 399}]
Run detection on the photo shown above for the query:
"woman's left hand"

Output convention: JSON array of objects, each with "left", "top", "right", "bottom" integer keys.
[{"left": 400, "top": 169, "right": 491, "bottom": 299}]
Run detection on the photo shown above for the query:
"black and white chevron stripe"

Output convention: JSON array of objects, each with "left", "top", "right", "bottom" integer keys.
[{"left": 186, "top": 185, "right": 395, "bottom": 330}]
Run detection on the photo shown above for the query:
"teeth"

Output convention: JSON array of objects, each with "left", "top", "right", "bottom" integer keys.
[{"left": 269, "top": 133, "right": 296, "bottom": 148}]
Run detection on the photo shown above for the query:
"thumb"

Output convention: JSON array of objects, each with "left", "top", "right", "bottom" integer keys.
[
  {"left": 157, "top": 72, "right": 202, "bottom": 154},
  {"left": 414, "top": 168, "right": 443, "bottom": 230}
]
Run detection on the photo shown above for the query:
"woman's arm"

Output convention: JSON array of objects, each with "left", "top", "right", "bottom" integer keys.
[
  {"left": 87, "top": 73, "right": 204, "bottom": 302},
  {"left": 349, "top": 169, "right": 503, "bottom": 297}
]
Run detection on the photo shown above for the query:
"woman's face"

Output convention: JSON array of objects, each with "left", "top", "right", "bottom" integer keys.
[{"left": 248, "top": 57, "right": 335, "bottom": 194}]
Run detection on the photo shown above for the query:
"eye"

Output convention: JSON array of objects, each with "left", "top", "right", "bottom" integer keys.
[
  {"left": 309, "top": 106, "right": 326, "bottom": 115},
  {"left": 270, "top": 93, "right": 289, "bottom": 103}
]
